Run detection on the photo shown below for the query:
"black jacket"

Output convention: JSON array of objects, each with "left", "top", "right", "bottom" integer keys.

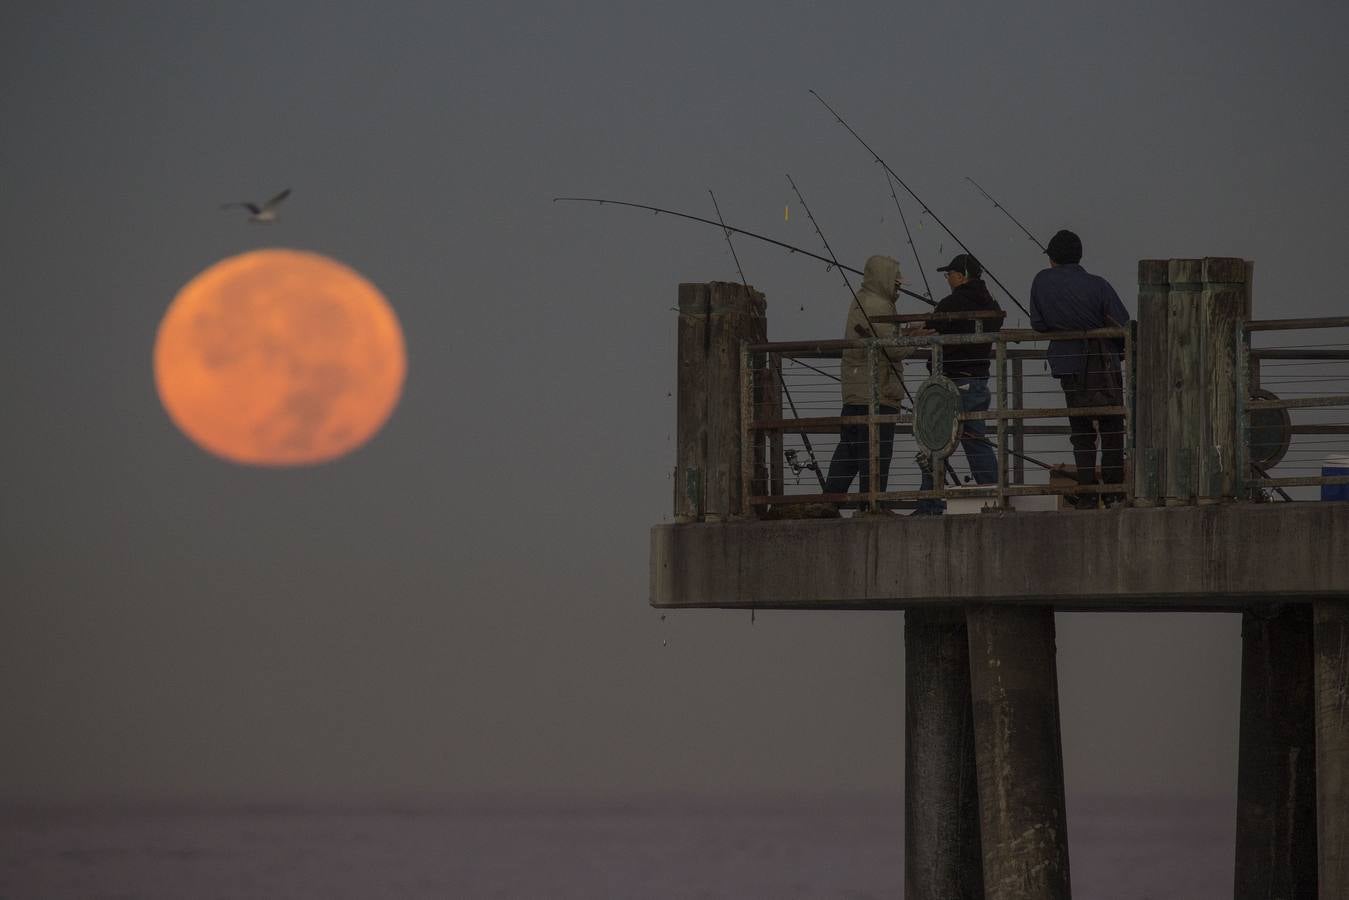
[{"left": 927, "top": 279, "right": 1005, "bottom": 378}]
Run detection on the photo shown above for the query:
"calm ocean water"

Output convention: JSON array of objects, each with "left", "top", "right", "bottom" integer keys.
[{"left": 2, "top": 793, "right": 1232, "bottom": 899}]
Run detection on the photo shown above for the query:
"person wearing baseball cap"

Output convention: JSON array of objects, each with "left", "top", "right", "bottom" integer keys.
[
  {"left": 907, "top": 253, "right": 1004, "bottom": 514},
  {"left": 1029, "top": 230, "right": 1131, "bottom": 508}
]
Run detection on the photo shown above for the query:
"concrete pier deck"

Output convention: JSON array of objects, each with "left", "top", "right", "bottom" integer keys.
[{"left": 651, "top": 502, "right": 1349, "bottom": 612}]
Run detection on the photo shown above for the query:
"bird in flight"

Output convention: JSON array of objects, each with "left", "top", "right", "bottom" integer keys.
[{"left": 220, "top": 188, "right": 291, "bottom": 223}]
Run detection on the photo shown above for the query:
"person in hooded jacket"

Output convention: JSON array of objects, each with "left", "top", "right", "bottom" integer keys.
[
  {"left": 823, "top": 255, "right": 911, "bottom": 502},
  {"left": 1029, "top": 229, "right": 1131, "bottom": 507},
  {"left": 910, "top": 254, "right": 1005, "bottom": 514}
]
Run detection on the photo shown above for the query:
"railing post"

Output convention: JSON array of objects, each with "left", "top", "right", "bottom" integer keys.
[
  {"left": 1234, "top": 321, "right": 1250, "bottom": 500},
  {"left": 932, "top": 341, "right": 946, "bottom": 506},
  {"left": 1011, "top": 357, "right": 1025, "bottom": 486},
  {"left": 767, "top": 353, "right": 784, "bottom": 498},
  {"left": 1124, "top": 321, "right": 1135, "bottom": 504},
  {"left": 867, "top": 341, "right": 880, "bottom": 513},
  {"left": 740, "top": 340, "right": 753, "bottom": 518},
  {"left": 996, "top": 335, "right": 1008, "bottom": 509}
]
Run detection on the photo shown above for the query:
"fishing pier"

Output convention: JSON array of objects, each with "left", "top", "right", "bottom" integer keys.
[{"left": 650, "top": 261, "right": 1349, "bottom": 899}]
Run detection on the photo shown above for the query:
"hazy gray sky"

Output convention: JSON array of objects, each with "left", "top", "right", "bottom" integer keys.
[{"left": 3, "top": 1, "right": 1347, "bottom": 802}]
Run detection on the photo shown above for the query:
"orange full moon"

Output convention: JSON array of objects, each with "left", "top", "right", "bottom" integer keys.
[{"left": 154, "top": 249, "right": 406, "bottom": 466}]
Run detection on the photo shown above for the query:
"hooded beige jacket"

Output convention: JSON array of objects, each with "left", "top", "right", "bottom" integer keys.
[{"left": 840, "top": 255, "right": 910, "bottom": 407}]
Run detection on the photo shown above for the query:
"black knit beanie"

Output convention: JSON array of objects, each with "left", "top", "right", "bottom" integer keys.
[{"left": 1046, "top": 229, "right": 1083, "bottom": 265}]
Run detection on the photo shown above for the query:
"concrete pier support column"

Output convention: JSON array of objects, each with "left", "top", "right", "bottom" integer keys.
[
  {"left": 1315, "top": 598, "right": 1349, "bottom": 898},
  {"left": 1234, "top": 605, "right": 1317, "bottom": 898},
  {"left": 966, "top": 606, "right": 1070, "bottom": 900},
  {"left": 905, "top": 608, "right": 983, "bottom": 900}
]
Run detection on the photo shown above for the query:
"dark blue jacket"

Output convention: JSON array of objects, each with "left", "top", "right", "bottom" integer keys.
[{"left": 1029, "top": 264, "right": 1130, "bottom": 378}]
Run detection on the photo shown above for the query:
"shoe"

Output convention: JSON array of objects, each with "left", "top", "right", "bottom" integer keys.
[
  {"left": 1064, "top": 494, "right": 1098, "bottom": 510},
  {"left": 1103, "top": 493, "right": 1127, "bottom": 509}
]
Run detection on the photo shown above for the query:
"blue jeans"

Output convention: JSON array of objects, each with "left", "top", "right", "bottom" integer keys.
[{"left": 916, "top": 378, "right": 997, "bottom": 513}]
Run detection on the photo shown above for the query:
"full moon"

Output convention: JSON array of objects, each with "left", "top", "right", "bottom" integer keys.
[{"left": 154, "top": 249, "right": 406, "bottom": 466}]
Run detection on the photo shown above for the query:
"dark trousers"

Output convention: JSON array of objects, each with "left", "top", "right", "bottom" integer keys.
[
  {"left": 825, "top": 403, "right": 897, "bottom": 495},
  {"left": 1061, "top": 374, "right": 1124, "bottom": 487}
]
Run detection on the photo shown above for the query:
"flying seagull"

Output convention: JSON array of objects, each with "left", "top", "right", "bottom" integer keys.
[{"left": 220, "top": 188, "right": 291, "bottom": 223}]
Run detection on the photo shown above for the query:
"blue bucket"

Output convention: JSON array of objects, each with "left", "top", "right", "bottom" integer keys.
[{"left": 1323, "top": 454, "right": 1349, "bottom": 501}]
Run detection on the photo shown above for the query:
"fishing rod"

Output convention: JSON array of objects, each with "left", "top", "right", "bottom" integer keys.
[
  {"left": 808, "top": 90, "right": 1031, "bottom": 319},
  {"left": 965, "top": 177, "right": 1046, "bottom": 253},
  {"left": 784, "top": 174, "right": 896, "bottom": 362},
  {"left": 783, "top": 175, "right": 1052, "bottom": 480},
  {"left": 785, "top": 173, "right": 961, "bottom": 488},
  {"left": 708, "top": 190, "right": 751, "bottom": 290},
  {"left": 554, "top": 196, "right": 936, "bottom": 307},
  {"left": 709, "top": 188, "right": 827, "bottom": 492},
  {"left": 884, "top": 171, "right": 934, "bottom": 301}
]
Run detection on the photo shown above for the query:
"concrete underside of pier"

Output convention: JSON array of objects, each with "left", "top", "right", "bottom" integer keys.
[{"left": 650, "top": 502, "right": 1349, "bottom": 612}]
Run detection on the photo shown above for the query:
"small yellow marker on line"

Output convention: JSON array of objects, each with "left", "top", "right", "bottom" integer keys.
[{"left": 784, "top": 204, "right": 789, "bottom": 222}]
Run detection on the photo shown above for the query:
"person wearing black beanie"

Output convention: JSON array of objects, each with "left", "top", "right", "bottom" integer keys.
[
  {"left": 1045, "top": 229, "right": 1083, "bottom": 265},
  {"left": 1029, "top": 230, "right": 1131, "bottom": 507}
]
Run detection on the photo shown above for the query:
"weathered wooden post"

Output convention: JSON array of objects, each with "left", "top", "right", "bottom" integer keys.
[
  {"left": 905, "top": 608, "right": 983, "bottom": 900},
  {"left": 675, "top": 283, "right": 709, "bottom": 522},
  {"left": 1165, "top": 258, "right": 1204, "bottom": 504},
  {"left": 674, "top": 282, "right": 766, "bottom": 522},
  {"left": 1197, "top": 258, "right": 1250, "bottom": 499},
  {"left": 1011, "top": 358, "right": 1025, "bottom": 486},
  {"left": 966, "top": 606, "right": 1071, "bottom": 900},
  {"left": 1144, "top": 257, "right": 1250, "bottom": 505},
  {"left": 1134, "top": 260, "right": 1170, "bottom": 504}
]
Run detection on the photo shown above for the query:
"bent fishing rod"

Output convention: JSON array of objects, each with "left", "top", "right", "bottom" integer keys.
[
  {"left": 965, "top": 177, "right": 1045, "bottom": 252},
  {"left": 786, "top": 174, "right": 961, "bottom": 488},
  {"left": 885, "top": 171, "right": 933, "bottom": 301},
  {"left": 808, "top": 90, "right": 1031, "bottom": 320},
  {"left": 553, "top": 196, "right": 936, "bottom": 307},
  {"left": 709, "top": 188, "right": 828, "bottom": 492}
]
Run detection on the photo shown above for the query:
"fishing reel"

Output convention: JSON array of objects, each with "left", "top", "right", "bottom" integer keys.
[{"left": 785, "top": 448, "right": 820, "bottom": 485}]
